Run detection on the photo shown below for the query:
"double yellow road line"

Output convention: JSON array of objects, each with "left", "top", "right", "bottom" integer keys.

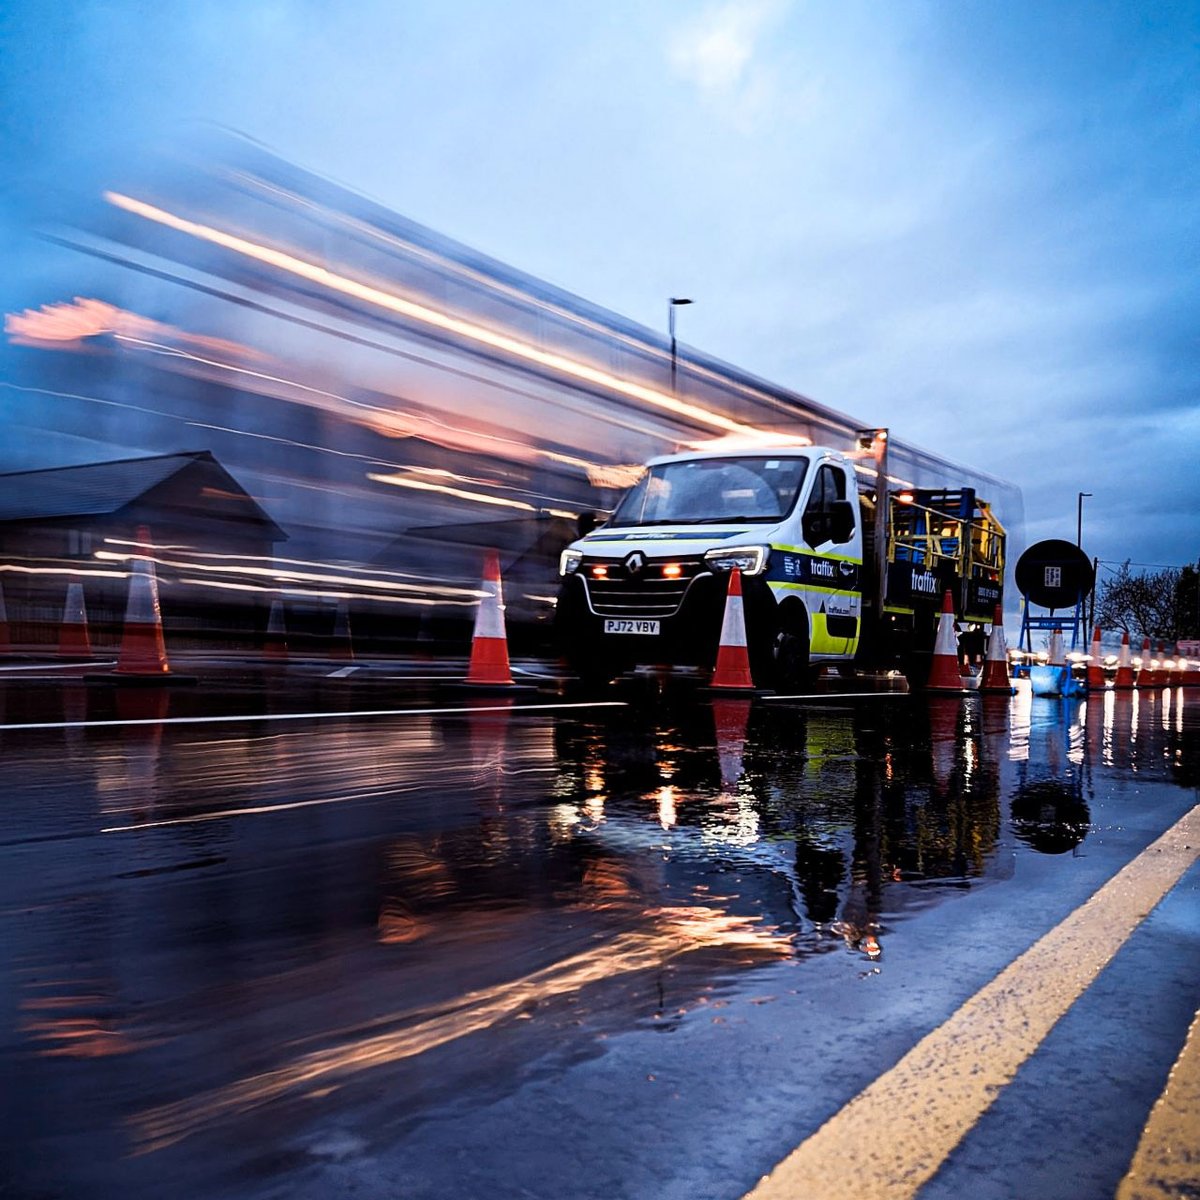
[{"left": 747, "top": 803, "right": 1200, "bottom": 1200}]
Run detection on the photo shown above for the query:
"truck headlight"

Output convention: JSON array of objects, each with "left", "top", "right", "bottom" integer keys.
[
  {"left": 559, "top": 549, "right": 583, "bottom": 576},
  {"left": 704, "top": 545, "right": 768, "bottom": 576}
]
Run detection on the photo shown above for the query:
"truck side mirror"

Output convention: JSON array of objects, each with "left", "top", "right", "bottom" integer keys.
[
  {"left": 576, "top": 512, "right": 599, "bottom": 537},
  {"left": 830, "top": 500, "right": 856, "bottom": 544}
]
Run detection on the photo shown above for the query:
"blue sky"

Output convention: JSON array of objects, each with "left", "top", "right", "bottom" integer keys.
[{"left": 2, "top": 0, "right": 1197, "bottom": 570}]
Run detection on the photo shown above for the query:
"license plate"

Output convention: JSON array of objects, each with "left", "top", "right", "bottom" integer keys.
[{"left": 604, "top": 619, "right": 660, "bottom": 635}]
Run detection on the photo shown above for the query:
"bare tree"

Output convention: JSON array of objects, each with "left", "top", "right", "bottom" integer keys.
[{"left": 1097, "top": 559, "right": 1200, "bottom": 641}]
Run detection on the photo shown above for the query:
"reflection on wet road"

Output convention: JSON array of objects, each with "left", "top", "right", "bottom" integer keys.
[{"left": 1, "top": 678, "right": 1198, "bottom": 1199}]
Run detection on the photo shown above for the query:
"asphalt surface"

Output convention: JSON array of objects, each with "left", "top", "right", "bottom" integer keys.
[{"left": 0, "top": 660, "right": 1197, "bottom": 1199}]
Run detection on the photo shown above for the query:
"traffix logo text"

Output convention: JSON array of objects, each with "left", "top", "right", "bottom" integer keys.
[
  {"left": 911, "top": 570, "right": 939, "bottom": 594},
  {"left": 811, "top": 559, "right": 836, "bottom": 579}
]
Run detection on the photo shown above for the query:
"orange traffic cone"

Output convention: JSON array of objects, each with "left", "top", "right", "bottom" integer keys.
[
  {"left": 1085, "top": 625, "right": 1105, "bottom": 690},
  {"left": 1136, "top": 637, "right": 1156, "bottom": 689},
  {"left": 709, "top": 568, "right": 755, "bottom": 691},
  {"left": 926, "top": 591, "right": 967, "bottom": 693},
  {"left": 979, "top": 604, "right": 1013, "bottom": 693},
  {"left": 1113, "top": 631, "right": 1135, "bottom": 689},
  {"left": 58, "top": 582, "right": 92, "bottom": 658},
  {"left": 465, "top": 550, "right": 513, "bottom": 686},
  {"left": 0, "top": 580, "right": 10, "bottom": 655},
  {"left": 1158, "top": 642, "right": 1171, "bottom": 688},
  {"left": 264, "top": 597, "right": 288, "bottom": 662},
  {"left": 111, "top": 530, "right": 178, "bottom": 682}
]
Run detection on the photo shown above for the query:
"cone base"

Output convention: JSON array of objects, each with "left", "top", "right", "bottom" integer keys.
[
  {"left": 926, "top": 658, "right": 969, "bottom": 693},
  {"left": 978, "top": 679, "right": 1013, "bottom": 694},
  {"left": 710, "top": 654, "right": 755, "bottom": 691}
]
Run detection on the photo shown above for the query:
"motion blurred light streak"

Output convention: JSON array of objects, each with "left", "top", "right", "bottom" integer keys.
[
  {"left": 225, "top": 167, "right": 850, "bottom": 426},
  {"left": 173, "top": 577, "right": 476, "bottom": 606},
  {"left": 128, "top": 906, "right": 787, "bottom": 1153},
  {"left": 17, "top": 312, "right": 624, "bottom": 485},
  {"left": 102, "top": 782, "right": 429, "bottom": 833},
  {"left": 104, "top": 192, "right": 768, "bottom": 437},
  {"left": 367, "top": 472, "right": 538, "bottom": 511},
  {"left": 114, "top": 332, "right": 395, "bottom": 418},
  {"left": 0, "top": 563, "right": 128, "bottom": 580},
  {"left": 94, "top": 549, "right": 484, "bottom": 599},
  {"left": 102, "top": 539, "right": 475, "bottom": 586},
  {"left": 7, "top": 298, "right": 617, "bottom": 471},
  {"left": 12, "top": 701, "right": 624, "bottom": 734}
]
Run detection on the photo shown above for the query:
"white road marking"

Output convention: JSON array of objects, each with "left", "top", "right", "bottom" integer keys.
[
  {"left": 100, "top": 784, "right": 414, "bottom": 833},
  {"left": 1, "top": 700, "right": 626, "bottom": 734},
  {"left": 746, "top": 803, "right": 1200, "bottom": 1200},
  {"left": 325, "top": 665, "right": 359, "bottom": 677},
  {"left": 0, "top": 660, "right": 117, "bottom": 672}
]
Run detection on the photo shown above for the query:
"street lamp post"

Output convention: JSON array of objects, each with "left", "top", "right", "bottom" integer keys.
[
  {"left": 1076, "top": 491, "right": 1092, "bottom": 548},
  {"left": 668, "top": 297, "right": 692, "bottom": 393}
]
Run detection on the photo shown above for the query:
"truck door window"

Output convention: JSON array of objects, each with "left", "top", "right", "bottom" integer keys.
[{"left": 802, "top": 464, "right": 853, "bottom": 545}]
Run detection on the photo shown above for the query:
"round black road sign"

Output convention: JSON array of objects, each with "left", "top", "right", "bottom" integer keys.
[{"left": 1015, "top": 539, "right": 1096, "bottom": 609}]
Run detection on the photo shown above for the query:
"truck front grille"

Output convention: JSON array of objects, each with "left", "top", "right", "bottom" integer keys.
[{"left": 583, "top": 557, "right": 707, "bottom": 618}]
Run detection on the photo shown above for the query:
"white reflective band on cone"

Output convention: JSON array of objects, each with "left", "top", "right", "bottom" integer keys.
[{"left": 718, "top": 592, "right": 748, "bottom": 649}]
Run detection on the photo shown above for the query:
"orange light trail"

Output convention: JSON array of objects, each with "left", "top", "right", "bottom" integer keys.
[
  {"left": 129, "top": 905, "right": 786, "bottom": 1152},
  {"left": 227, "top": 168, "right": 840, "bottom": 426},
  {"left": 105, "top": 192, "right": 768, "bottom": 438},
  {"left": 93, "top": 549, "right": 482, "bottom": 600},
  {"left": 367, "top": 471, "right": 539, "bottom": 511}
]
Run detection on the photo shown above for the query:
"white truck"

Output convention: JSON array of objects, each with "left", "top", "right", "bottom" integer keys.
[{"left": 555, "top": 440, "right": 1005, "bottom": 688}]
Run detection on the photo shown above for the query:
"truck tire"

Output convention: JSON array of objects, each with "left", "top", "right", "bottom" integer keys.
[{"left": 773, "top": 626, "right": 818, "bottom": 693}]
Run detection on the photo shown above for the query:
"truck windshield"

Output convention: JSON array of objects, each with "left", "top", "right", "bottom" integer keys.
[{"left": 609, "top": 456, "right": 810, "bottom": 526}]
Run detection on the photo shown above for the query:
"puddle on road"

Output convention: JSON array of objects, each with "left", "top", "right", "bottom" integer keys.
[{"left": 1, "top": 681, "right": 1198, "bottom": 1193}]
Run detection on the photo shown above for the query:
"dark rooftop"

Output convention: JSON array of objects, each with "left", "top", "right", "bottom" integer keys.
[{"left": 0, "top": 450, "right": 285, "bottom": 539}]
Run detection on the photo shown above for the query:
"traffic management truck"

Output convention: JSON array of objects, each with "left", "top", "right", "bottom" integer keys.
[{"left": 555, "top": 439, "right": 1006, "bottom": 688}]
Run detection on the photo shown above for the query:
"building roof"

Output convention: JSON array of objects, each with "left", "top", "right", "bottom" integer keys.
[{"left": 0, "top": 450, "right": 285, "bottom": 538}]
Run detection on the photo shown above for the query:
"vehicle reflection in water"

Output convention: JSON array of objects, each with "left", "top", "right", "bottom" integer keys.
[
  {"left": 0, "top": 679, "right": 1198, "bottom": 1191},
  {"left": 551, "top": 693, "right": 1007, "bottom": 968}
]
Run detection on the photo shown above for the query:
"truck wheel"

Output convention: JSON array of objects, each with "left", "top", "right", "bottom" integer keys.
[{"left": 773, "top": 627, "right": 817, "bottom": 693}]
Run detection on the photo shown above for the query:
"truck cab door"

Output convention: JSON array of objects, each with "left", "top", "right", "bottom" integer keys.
[
  {"left": 801, "top": 464, "right": 859, "bottom": 555},
  {"left": 799, "top": 462, "right": 862, "bottom": 656}
]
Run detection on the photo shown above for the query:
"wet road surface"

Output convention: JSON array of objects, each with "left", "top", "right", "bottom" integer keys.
[{"left": 1, "top": 668, "right": 1198, "bottom": 1199}]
